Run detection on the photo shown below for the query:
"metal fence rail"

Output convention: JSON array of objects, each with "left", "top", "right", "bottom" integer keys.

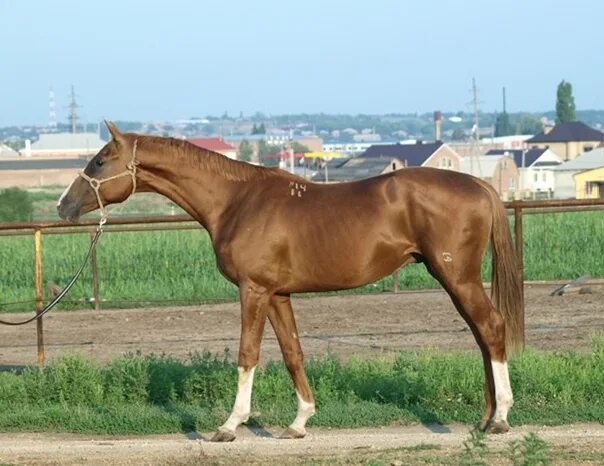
[{"left": 1, "top": 198, "right": 603, "bottom": 366}]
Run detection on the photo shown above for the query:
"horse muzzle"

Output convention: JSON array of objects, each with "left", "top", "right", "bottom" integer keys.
[{"left": 57, "top": 200, "right": 82, "bottom": 223}]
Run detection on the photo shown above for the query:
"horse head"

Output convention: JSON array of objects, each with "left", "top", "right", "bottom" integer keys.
[{"left": 57, "top": 121, "right": 139, "bottom": 222}]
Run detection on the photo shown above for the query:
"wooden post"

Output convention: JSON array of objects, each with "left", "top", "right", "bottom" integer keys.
[
  {"left": 90, "top": 231, "right": 100, "bottom": 310},
  {"left": 34, "top": 228, "right": 45, "bottom": 367},
  {"left": 392, "top": 269, "right": 400, "bottom": 293},
  {"left": 513, "top": 203, "right": 525, "bottom": 310}
]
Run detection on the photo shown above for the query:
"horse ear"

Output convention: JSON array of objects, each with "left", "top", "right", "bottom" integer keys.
[{"left": 105, "top": 120, "right": 124, "bottom": 143}]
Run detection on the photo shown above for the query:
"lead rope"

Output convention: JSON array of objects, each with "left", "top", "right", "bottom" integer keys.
[
  {"left": 0, "top": 139, "right": 139, "bottom": 326},
  {"left": 0, "top": 227, "right": 104, "bottom": 326}
]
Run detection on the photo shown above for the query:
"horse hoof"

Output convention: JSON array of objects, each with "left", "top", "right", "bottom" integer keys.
[
  {"left": 486, "top": 420, "right": 510, "bottom": 434},
  {"left": 211, "top": 429, "right": 236, "bottom": 442},
  {"left": 280, "top": 427, "right": 306, "bottom": 439}
]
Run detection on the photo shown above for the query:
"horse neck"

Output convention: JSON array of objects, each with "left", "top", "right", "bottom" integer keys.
[{"left": 134, "top": 139, "right": 247, "bottom": 235}]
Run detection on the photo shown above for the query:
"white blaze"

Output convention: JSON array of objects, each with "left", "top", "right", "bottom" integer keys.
[
  {"left": 491, "top": 360, "right": 513, "bottom": 422},
  {"left": 57, "top": 178, "right": 77, "bottom": 207},
  {"left": 289, "top": 390, "right": 316, "bottom": 434},
  {"left": 220, "top": 366, "right": 256, "bottom": 432}
]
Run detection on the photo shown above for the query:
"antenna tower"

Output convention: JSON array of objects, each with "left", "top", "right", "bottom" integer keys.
[
  {"left": 67, "top": 85, "right": 80, "bottom": 134},
  {"left": 48, "top": 86, "right": 57, "bottom": 129}
]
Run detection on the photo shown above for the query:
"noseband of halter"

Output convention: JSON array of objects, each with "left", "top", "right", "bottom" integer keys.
[{"left": 79, "top": 139, "right": 139, "bottom": 223}]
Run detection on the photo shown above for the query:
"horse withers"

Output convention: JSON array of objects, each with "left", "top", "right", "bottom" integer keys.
[{"left": 57, "top": 122, "right": 523, "bottom": 441}]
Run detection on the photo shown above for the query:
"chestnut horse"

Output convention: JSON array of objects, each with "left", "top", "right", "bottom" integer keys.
[{"left": 58, "top": 122, "right": 523, "bottom": 441}]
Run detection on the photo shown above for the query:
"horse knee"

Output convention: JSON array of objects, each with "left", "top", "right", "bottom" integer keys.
[{"left": 238, "top": 346, "right": 261, "bottom": 369}]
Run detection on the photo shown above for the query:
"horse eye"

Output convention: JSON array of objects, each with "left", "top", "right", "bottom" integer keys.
[{"left": 96, "top": 159, "right": 104, "bottom": 167}]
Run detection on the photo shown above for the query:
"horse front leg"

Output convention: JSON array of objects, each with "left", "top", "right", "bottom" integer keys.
[
  {"left": 268, "top": 294, "right": 315, "bottom": 439},
  {"left": 211, "top": 281, "right": 269, "bottom": 442}
]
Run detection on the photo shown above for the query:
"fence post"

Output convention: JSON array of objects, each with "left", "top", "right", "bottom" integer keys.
[
  {"left": 513, "top": 202, "right": 525, "bottom": 310},
  {"left": 34, "top": 228, "right": 45, "bottom": 367},
  {"left": 89, "top": 230, "right": 100, "bottom": 310},
  {"left": 392, "top": 269, "right": 400, "bottom": 293}
]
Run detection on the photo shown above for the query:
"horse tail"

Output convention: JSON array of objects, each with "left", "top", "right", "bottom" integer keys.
[{"left": 477, "top": 179, "right": 525, "bottom": 357}]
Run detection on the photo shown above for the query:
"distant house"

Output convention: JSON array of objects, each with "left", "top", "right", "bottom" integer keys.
[
  {"left": 0, "top": 144, "right": 18, "bottom": 158},
  {"left": 360, "top": 141, "right": 462, "bottom": 171},
  {"left": 485, "top": 148, "right": 562, "bottom": 199},
  {"left": 23, "top": 132, "right": 106, "bottom": 158},
  {"left": 1, "top": 132, "right": 104, "bottom": 188},
  {"left": 552, "top": 148, "right": 604, "bottom": 199},
  {"left": 574, "top": 166, "right": 604, "bottom": 199},
  {"left": 311, "top": 157, "right": 404, "bottom": 183},
  {"left": 0, "top": 158, "right": 87, "bottom": 189},
  {"left": 526, "top": 121, "right": 604, "bottom": 161},
  {"left": 460, "top": 155, "right": 519, "bottom": 200},
  {"left": 187, "top": 137, "right": 237, "bottom": 159},
  {"left": 451, "top": 134, "right": 533, "bottom": 158},
  {"left": 322, "top": 141, "right": 379, "bottom": 155}
]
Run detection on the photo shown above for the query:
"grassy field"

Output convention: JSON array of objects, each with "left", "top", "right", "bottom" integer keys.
[
  {"left": 0, "top": 210, "right": 602, "bottom": 312},
  {"left": 30, "top": 189, "right": 179, "bottom": 220},
  {"left": 0, "top": 339, "right": 602, "bottom": 434}
]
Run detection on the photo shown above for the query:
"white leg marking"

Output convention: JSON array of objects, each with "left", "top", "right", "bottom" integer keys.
[
  {"left": 491, "top": 361, "right": 513, "bottom": 422},
  {"left": 220, "top": 366, "right": 256, "bottom": 432},
  {"left": 289, "top": 390, "right": 316, "bottom": 434},
  {"left": 57, "top": 178, "right": 77, "bottom": 206}
]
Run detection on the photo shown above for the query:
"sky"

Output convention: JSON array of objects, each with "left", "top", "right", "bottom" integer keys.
[{"left": 2, "top": 0, "right": 604, "bottom": 126}]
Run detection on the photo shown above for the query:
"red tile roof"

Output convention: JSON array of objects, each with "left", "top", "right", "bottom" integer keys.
[{"left": 187, "top": 138, "right": 236, "bottom": 152}]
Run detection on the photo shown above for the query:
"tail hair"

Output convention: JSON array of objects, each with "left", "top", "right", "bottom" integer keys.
[{"left": 478, "top": 181, "right": 525, "bottom": 357}]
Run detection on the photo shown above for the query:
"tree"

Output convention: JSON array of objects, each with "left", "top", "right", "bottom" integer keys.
[
  {"left": 257, "top": 139, "right": 280, "bottom": 166},
  {"left": 0, "top": 188, "right": 33, "bottom": 222},
  {"left": 555, "top": 80, "right": 576, "bottom": 123},
  {"left": 251, "top": 123, "right": 266, "bottom": 135},
  {"left": 516, "top": 115, "right": 543, "bottom": 135},
  {"left": 291, "top": 141, "right": 310, "bottom": 153},
  {"left": 238, "top": 140, "right": 254, "bottom": 162},
  {"left": 495, "top": 111, "right": 513, "bottom": 137}
]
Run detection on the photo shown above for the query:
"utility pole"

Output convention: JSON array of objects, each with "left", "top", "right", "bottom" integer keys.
[
  {"left": 502, "top": 86, "right": 507, "bottom": 114},
  {"left": 288, "top": 129, "right": 295, "bottom": 174},
  {"left": 469, "top": 77, "right": 482, "bottom": 177}
]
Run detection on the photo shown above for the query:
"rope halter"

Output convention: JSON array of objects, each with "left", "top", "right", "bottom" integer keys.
[{"left": 79, "top": 139, "right": 139, "bottom": 226}]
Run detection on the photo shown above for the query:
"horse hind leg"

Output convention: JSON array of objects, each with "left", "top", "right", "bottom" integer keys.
[
  {"left": 451, "top": 282, "right": 512, "bottom": 432},
  {"left": 426, "top": 259, "right": 513, "bottom": 433},
  {"left": 267, "top": 294, "right": 315, "bottom": 439}
]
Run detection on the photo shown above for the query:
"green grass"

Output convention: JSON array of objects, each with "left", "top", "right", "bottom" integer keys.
[
  {"left": 0, "top": 211, "right": 602, "bottom": 312},
  {"left": 0, "top": 338, "right": 602, "bottom": 434}
]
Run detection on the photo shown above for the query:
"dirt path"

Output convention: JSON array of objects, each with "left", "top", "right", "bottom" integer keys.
[
  {"left": 0, "top": 423, "right": 603, "bottom": 465},
  {"left": 0, "top": 284, "right": 602, "bottom": 366},
  {"left": 0, "top": 284, "right": 602, "bottom": 464}
]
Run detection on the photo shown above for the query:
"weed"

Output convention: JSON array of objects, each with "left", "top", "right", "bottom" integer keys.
[
  {"left": 507, "top": 432, "right": 551, "bottom": 466},
  {"left": 460, "top": 427, "right": 489, "bottom": 466}
]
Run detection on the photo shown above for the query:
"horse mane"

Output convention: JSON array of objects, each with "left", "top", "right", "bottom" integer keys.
[{"left": 137, "top": 135, "right": 279, "bottom": 182}]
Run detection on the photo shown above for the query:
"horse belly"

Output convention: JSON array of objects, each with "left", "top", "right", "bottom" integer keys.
[{"left": 284, "top": 237, "right": 410, "bottom": 293}]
